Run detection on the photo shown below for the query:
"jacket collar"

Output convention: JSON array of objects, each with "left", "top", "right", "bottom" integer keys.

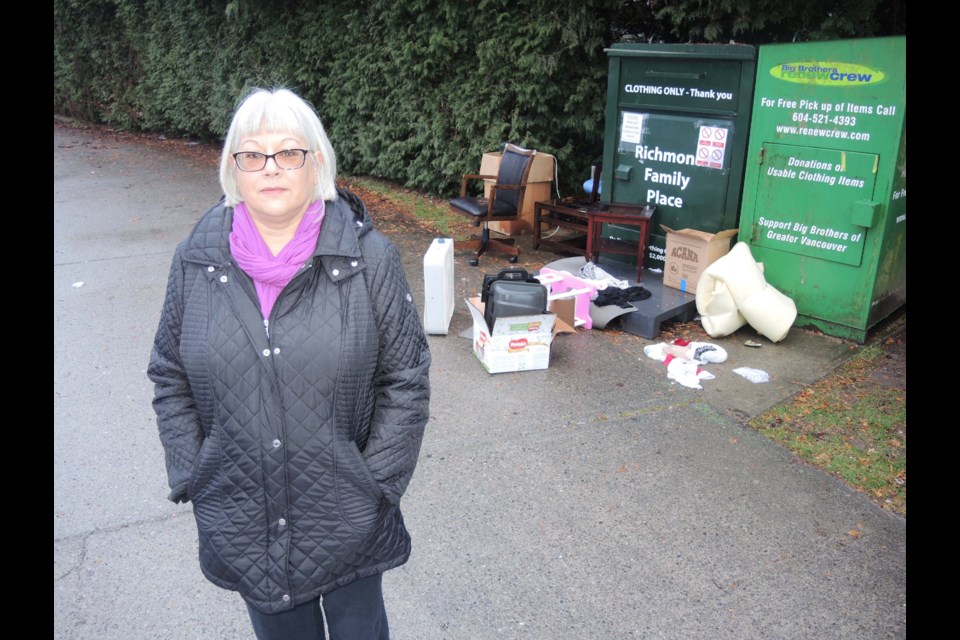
[{"left": 181, "top": 189, "right": 372, "bottom": 281}]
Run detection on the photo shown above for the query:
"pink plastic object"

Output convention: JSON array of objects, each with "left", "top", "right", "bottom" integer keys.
[{"left": 536, "top": 267, "right": 598, "bottom": 330}]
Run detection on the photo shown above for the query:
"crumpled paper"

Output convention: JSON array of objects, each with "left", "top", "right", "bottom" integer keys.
[{"left": 733, "top": 367, "right": 770, "bottom": 384}]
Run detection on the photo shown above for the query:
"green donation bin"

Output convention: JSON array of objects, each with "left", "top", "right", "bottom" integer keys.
[
  {"left": 738, "top": 36, "right": 906, "bottom": 342},
  {"left": 600, "top": 43, "right": 757, "bottom": 271}
]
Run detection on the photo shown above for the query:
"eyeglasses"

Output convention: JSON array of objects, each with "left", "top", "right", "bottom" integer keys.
[{"left": 232, "top": 149, "right": 310, "bottom": 172}]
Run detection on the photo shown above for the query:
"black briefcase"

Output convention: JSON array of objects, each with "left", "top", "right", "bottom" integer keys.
[
  {"left": 483, "top": 271, "right": 548, "bottom": 332},
  {"left": 481, "top": 268, "right": 541, "bottom": 303}
]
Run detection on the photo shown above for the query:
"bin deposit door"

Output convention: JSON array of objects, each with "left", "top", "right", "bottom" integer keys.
[{"left": 602, "top": 43, "right": 757, "bottom": 270}]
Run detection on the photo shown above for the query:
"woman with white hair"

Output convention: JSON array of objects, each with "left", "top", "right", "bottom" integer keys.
[{"left": 148, "top": 87, "right": 431, "bottom": 639}]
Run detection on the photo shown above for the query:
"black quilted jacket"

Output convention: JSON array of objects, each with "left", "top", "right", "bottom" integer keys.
[{"left": 148, "top": 189, "right": 431, "bottom": 614}]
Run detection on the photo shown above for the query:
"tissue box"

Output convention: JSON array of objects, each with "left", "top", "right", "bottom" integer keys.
[{"left": 465, "top": 297, "right": 570, "bottom": 374}]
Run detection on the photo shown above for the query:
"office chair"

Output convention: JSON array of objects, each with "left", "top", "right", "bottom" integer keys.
[{"left": 451, "top": 143, "right": 536, "bottom": 266}]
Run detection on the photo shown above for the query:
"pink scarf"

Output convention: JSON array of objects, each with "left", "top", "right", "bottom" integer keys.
[{"left": 229, "top": 200, "right": 325, "bottom": 319}]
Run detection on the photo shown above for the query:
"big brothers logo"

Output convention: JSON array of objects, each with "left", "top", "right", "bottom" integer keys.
[{"left": 770, "top": 62, "right": 886, "bottom": 86}]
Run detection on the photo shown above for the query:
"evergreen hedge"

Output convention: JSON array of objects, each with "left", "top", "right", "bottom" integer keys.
[{"left": 53, "top": 0, "right": 904, "bottom": 198}]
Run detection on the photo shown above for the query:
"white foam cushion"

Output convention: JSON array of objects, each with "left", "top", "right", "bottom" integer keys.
[{"left": 695, "top": 242, "right": 796, "bottom": 342}]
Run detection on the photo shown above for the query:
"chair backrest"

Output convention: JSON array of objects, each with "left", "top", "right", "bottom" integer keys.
[{"left": 493, "top": 143, "right": 536, "bottom": 211}]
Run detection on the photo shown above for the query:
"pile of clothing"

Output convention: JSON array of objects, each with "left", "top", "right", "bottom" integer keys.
[
  {"left": 643, "top": 339, "right": 728, "bottom": 390},
  {"left": 578, "top": 262, "right": 651, "bottom": 308}
]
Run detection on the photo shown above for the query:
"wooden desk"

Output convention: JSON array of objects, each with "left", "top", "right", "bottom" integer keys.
[{"left": 534, "top": 200, "right": 655, "bottom": 282}]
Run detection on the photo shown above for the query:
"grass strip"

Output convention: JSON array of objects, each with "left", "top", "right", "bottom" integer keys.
[{"left": 748, "top": 344, "right": 906, "bottom": 515}]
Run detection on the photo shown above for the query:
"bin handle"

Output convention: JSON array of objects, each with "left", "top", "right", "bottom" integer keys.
[{"left": 646, "top": 71, "right": 706, "bottom": 80}]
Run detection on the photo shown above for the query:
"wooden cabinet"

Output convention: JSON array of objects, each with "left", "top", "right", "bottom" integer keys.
[{"left": 479, "top": 150, "right": 556, "bottom": 236}]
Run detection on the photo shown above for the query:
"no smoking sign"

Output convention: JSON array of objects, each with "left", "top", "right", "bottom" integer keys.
[{"left": 696, "top": 125, "right": 729, "bottom": 168}]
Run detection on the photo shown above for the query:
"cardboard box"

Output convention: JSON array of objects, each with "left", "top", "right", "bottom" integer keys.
[
  {"left": 661, "top": 226, "right": 739, "bottom": 294},
  {"left": 465, "top": 297, "right": 574, "bottom": 374},
  {"left": 479, "top": 151, "right": 556, "bottom": 236}
]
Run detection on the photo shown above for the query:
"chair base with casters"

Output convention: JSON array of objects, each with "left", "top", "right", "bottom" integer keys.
[
  {"left": 450, "top": 143, "right": 535, "bottom": 266},
  {"left": 453, "top": 212, "right": 519, "bottom": 266}
]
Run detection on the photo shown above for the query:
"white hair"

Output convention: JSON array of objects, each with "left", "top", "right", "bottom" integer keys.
[{"left": 219, "top": 88, "right": 338, "bottom": 206}]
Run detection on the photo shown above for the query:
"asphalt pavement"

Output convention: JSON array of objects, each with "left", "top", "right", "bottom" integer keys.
[{"left": 54, "top": 123, "right": 906, "bottom": 640}]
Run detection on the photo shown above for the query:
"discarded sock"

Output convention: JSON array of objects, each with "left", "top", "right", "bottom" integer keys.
[{"left": 688, "top": 342, "right": 727, "bottom": 364}]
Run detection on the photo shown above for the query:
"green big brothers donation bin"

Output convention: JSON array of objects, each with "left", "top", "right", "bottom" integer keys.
[
  {"left": 738, "top": 36, "right": 906, "bottom": 342},
  {"left": 600, "top": 43, "right": 757, "bottom": 272}
]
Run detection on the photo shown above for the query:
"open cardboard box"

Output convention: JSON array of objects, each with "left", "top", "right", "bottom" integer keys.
[
  {"left": 479, "top": 150, "right": 556, "bottom": 236},
  {"left": 661, "top": 225, "right": 739, "bottom": 294},
  {"left": 465, "top": 296, "right": 576, "bottom": 374}
]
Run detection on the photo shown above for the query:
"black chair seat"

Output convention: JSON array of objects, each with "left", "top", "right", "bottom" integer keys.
[{"left": 450, "top": 197, "right": 517, "bottom": 218}]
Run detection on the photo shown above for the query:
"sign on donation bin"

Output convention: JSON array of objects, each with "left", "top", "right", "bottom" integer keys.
[
  {"left": 737, "top": 36, "right": 906, "bottom": 342},
  {"left": 600, "top": 43, "right": 757, "bottom": 272}
]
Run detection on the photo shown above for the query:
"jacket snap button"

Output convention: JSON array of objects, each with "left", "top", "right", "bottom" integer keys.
[
  {"left": 272, "top": 439, "right": 281, "bottom": 448},
  {"left": 282, "top": 594, "right": 290, "bottom": 602},
  {"left": 262, "top": 349, "right": 271, "bottom": 357},
  {"left": 350, "top": 260, "right": 358, "bottom": 267},
  {"left": 332, "top": 269, "right": 340, "bottom": 276},
  {"left": 278, "top": 518, "right": 287, "bottom": 526},
  {"left": 207, "top": 266, "right": 215, "bottom": 272},
  {"left": 219, "top": 275, "right": 228, "bottom": 283},
  {"left": 273, "top": 347, "right": 280, "bottom": 355}
]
